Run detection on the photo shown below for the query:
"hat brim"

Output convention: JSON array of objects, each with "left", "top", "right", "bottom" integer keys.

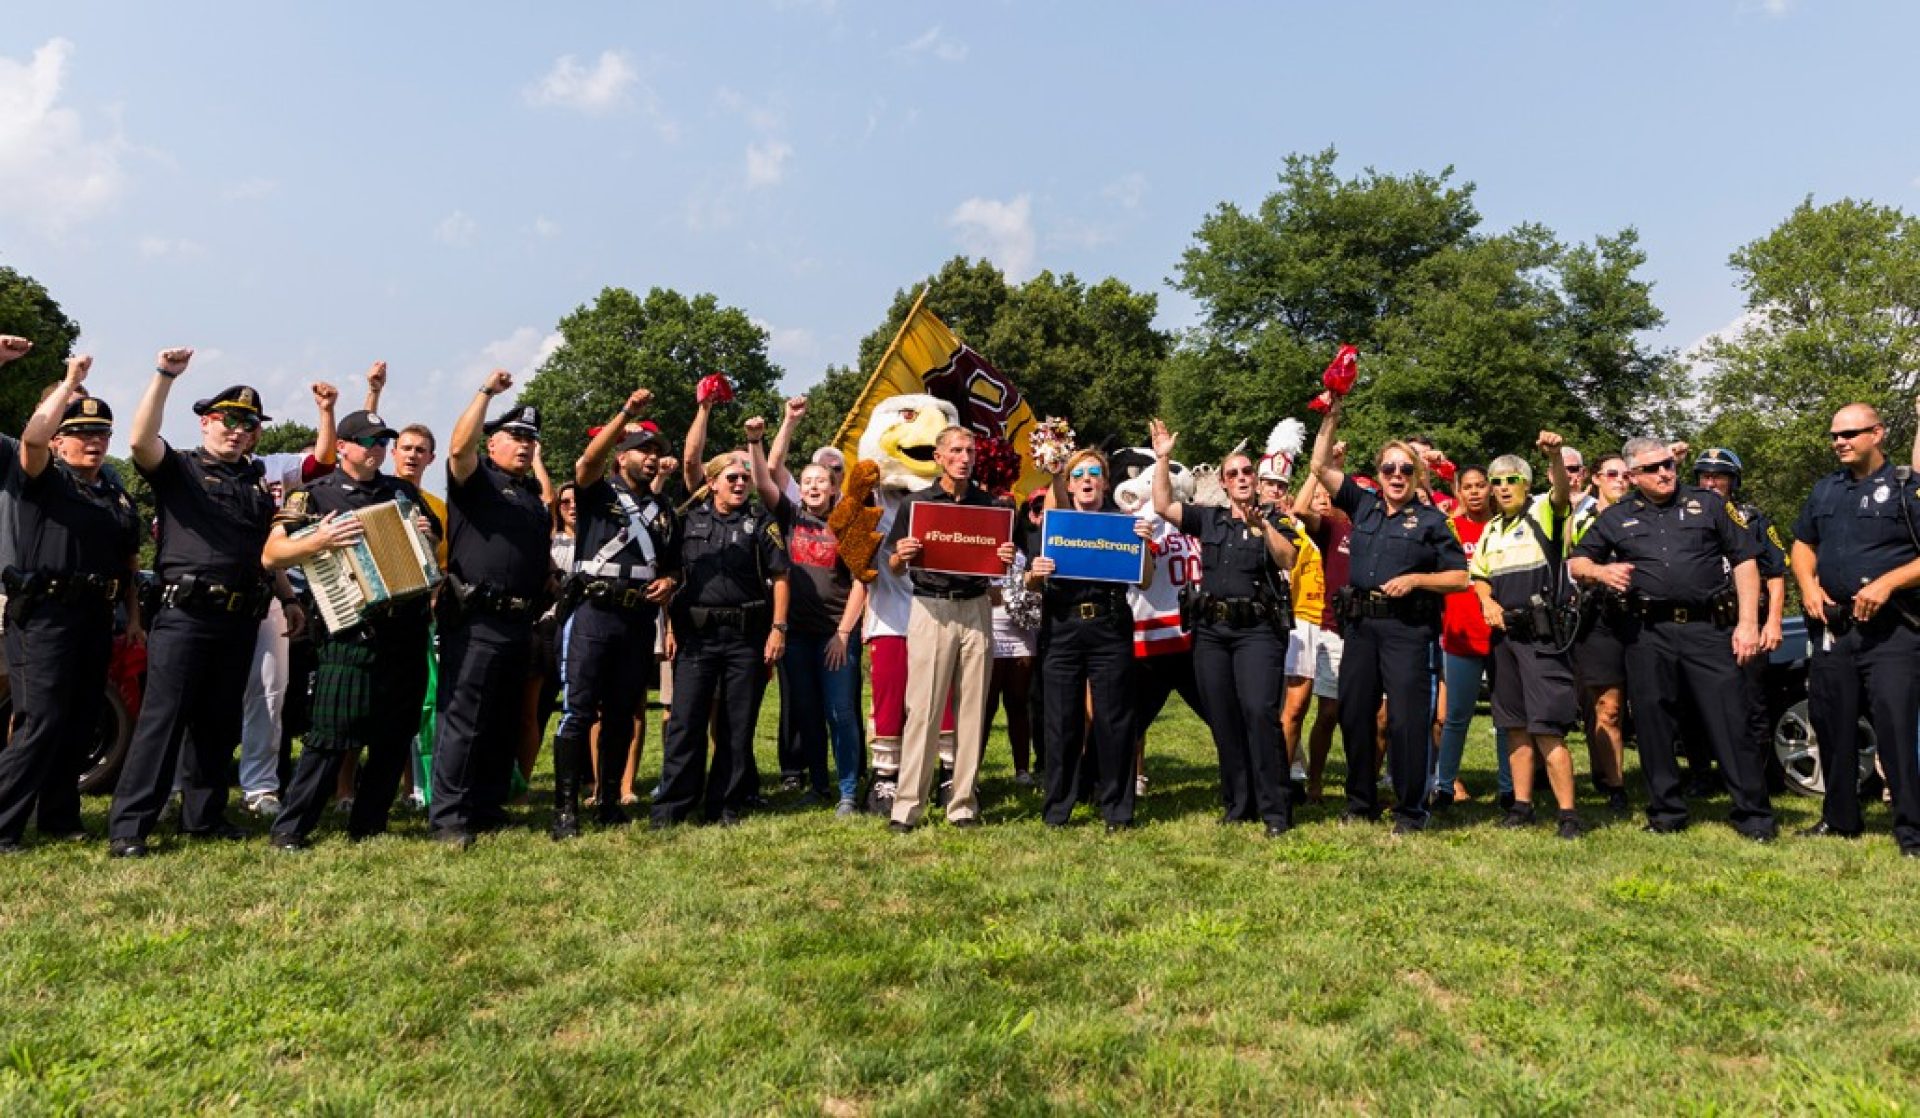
[
  {"left": 617, "top": 434, "right": 665, "bottom": 453},
  {"left": 57, "top": 422, "right": 113, "bottom": 435},
  {"left": 489, "top": 422, "right": 539, "bottom": 437}
]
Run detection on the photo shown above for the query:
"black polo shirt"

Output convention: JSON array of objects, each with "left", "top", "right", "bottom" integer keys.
[
  {"left": 1791, "top": 461, "right": 1920, "bottom": 602},
  {"left": 141, "top": 444, "right": 276, "bottom": 586},
  {"left": 1572, "top": 485, "right": 1759, "bottom": 603},
  {"left": 1332, "top": 478, "right": 1467, "bottom": 592},
  {"left": 885, "top": 481, "right": 1012, "bottom": 598},
  {"left": 16, "top": 460, "right": 141, "bottom": 580},
  {"left": 447, "top": 457, "right": 550, "bottom": 598}
]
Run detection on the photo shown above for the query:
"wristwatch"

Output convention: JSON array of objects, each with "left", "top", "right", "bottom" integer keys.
[{"left": 771, "top": 622, "right": 789, "bottom": 633}]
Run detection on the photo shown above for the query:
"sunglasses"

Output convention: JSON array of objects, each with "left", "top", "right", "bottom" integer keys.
[
  {"left": 1595, "top": 468, "right": 1626, "bottom": 479},
  {"left": 1632, "top": 459, "right": 1677, "bottom": 476},
  {"left": 1566, "top": 464, "right": 1587, "bottom": 473},
  {"left": 1379, "top": 462, "right": 1416, "bottom": 478},
  {"left": 1221, "top": 466, "right": 1255, "bottom": 479},
  {"left": 1488, "top": 474, "right": 1528, "bottom": 487},
  {"left": 349, "top": 435, "right": 392, "bottom": 449},
  {"left": 217, "top": 412, "right": 261, "bottom": 432},
  {"left": 1829, "top": 425, "right": 1881, "bottom": 441},
  {"left": 1069, "top": 465, "right": 1104, "bottom": 479},
  {"left": 720, "top": 472, "right": 750, "bottom": 483}
]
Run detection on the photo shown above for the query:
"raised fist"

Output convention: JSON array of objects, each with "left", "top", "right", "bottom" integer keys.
[
  {"left": 366, "top": 361, "right": 388, "bottom": 392},
  {"left": 0, "top": 336, "right": 31, "bottom": 365},
  {"left": 785, "top": 396, "right": 808, "bottom": 421},
  {"left": 624, "top": 388, "right": 653, "bottom": 416},
  {"left": 743, "top": 416, "right": 768, "bottom": 442},
  {"left": 483, "top": 369, "right": 513, "bottom": 396},
  {"left": 65, "top": 354, "right": 93, "bottom": 385},
  {"left": 158, "top": 347, "right": 195, "bottom": 377},
  {"left": 1536, "top": 430, "right": 1564, "bottom": 454},
  {"left": 1330, "top": 440, "right": 1348, "bottom": 468},
  {"left": 312, "top": 382, "right": 339, "bottom": 410}
]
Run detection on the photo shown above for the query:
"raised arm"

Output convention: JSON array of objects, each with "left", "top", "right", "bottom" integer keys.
[
  {"left": 130, "top": 347, "right": 194, "bottom": 472},
  {"left": 1539, "top": 430, "right": 1571, "bottom": 515},
  {"left": 0, "top": 336, "right": 31, "bottom": 366},
  {"left": 1308, "top": 398, "right": 1347, "bottom": 497},
  {"left": 362, "top": 360, "right": 387, "bottom": 414},
  {"left": 21, "top": 355, "right": 89, "bottom": 478},
  {"left": 745, "top": 415, "right": 782, "bottom": 509},
  {"left": 531, "top": 440, "right": 555, "bottom": 508},
  {"left": 448, "top": 369, "right": 511, "bottom": 485},
  {"left": 682, "top": 399, "right": 713, "bottom": 494},
  {"left": 576, "top": 388, "right": 653, "bottom": 488},
  {"left": 768, "top": 397, "right": 806, "bottom": 494},
  {"left": 311, "top": 381, "right": 339, "bottom": 467},
  {"left": 1148, "top": 418, "right": 1184, "bottom": 526}
]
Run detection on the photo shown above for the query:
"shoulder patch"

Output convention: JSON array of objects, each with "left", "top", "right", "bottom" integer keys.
[
  {"left": 764, "top": 520, "right": 785, "bottom": 549},
  {"left": 1726, "top": 503, "right": 1748, "bottom": 529},
  {"left": 1767, "top": 524, "right": 1786, "bottom": 555}
]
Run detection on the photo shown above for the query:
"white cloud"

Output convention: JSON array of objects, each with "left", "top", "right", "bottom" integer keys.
[
  {"left": 222, "top": 176, "right": 278, "bottom": 201},
  {"left": 137, "top": 235, "right": 206, "bottom": 259},
  {"left": 434, "top": 210, "right": 477, "bottom": 247},
  {"left": 753, "top": 319, "right": 818, "bottom": 370},
  {"left": 949, "top": 194, "right": 1036, "bottom": 280},
  {"left": 532, "top": 215, "right": 560, "bottom": 238},
  {"left": 524, "top": 50, "right": 638, "bottom": 114},
  {"left": 716, "top": 86, "right": 783, "bottom": 131},
  {"left": 901, "top": 26, "right": 968, "bottom": 63},
  {"left": 1685, "top": 309, "right": 1764, "bottom": 363},
  {"left": 1103, "top": 172, "right": 1148, "bottom": 211},
  {"left": 745, "top": 140, "right": 793, "bottom": 189},
  {"left": 0, "top": 38, "right": 126, "bottom": 235},
  {"left": 1756, "top": 0, "right": 1791, "bottom": 15},
  {"left": 472, "top": 327, "right": 565, "bottom": 381}
]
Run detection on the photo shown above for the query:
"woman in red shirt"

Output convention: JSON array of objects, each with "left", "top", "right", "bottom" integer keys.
[{"left": 1432, "top": 466, "right": 1500, "bottom": 807}]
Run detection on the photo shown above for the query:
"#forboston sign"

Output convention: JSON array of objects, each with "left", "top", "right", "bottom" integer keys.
[{"left": 908, "top": 502, "right": 1015, "bottom": 577}]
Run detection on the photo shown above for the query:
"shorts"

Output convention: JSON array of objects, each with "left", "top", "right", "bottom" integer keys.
[
  {"left": 1312, "top": 629, "right": 1344, "bottom": 700},
  {"left": 1573, "top": 617, "right": 1627, "bottom": 690},
  {"left": 1284, "top": 619, "right": 1316, "bottom": 679},
  {"left": 1488, "top": 634, "right": 1578, "bottom": 736}
]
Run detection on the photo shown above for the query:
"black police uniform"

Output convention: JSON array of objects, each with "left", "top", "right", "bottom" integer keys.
[
  {"left": 270, "top": 472, "right": 441, "bottom": 843},
  {"left": 109, "top": 443, "right": 277, "bottom": 844},
  {"left": 1332, "top": 479, "right": 1467, "bottom": 829},
  {"left": 1036, "top": 519, "right": 1138, "bottom": 828},
  {"left": 432, "top": 454, "right": 551, "bottom": 837},
  {"left": 552, "top": 469, "right": 678, "bottom": 832},
  {"left": 1180, "top": 503, "right": 1296, "bottom": 831},
  {"left": 1683, "top": 499, "right": 1789, "bottom": 793},
  {"left": 1572, "top": 485, "right": 1774, "bottom": 837},
  {"left": 1793, "top": 461, "right": 1920, "bottom": 848},
  {"left": 653, "top": 499, "right": 788, "bottom": 825},
  {"left": 0, "top": 412, "right": 140, "bottom": 847}
]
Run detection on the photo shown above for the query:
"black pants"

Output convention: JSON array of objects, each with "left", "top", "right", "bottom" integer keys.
[
  {"left": 1339, "top": 614, "right": 1437, "bottom": 826},
  {"left": 274, "top": 625, "right": 431, "bottom": 841},
  {"left": 1134, "top": 649, "right": 1202, "bottom": 736},
  {"left": 430, "top": 614, "right": 532, "bottom": 834},
  {"left": 1809, "top": 619, "right": 1920, "bottom": 846},
  {"left": 1192, "top": 622, "right": 1290, "bottom": 828},
  {"left": 555, "top": 599, "right": 656, "bottom": 816},
  {"left": 110, "top": 605, "right": 259, "bottom": 841},
  {"left": 0, "top": 599, "right": 112, "bottom": 841},
  {"left": 1621, "top": 617, "right": 1775, "bottom": 835},
  {"left": 1040, "top": 612, "right": 1137, "bottom": 825},
  {"left": 653, "top": 624, "right": 767, "bottom": 825}
]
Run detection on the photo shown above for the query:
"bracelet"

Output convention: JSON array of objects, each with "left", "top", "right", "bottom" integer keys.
[{"left": 156, "top": 366, "right": 180, "bottom": 380}]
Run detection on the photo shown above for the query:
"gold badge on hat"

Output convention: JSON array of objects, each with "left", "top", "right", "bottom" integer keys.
[{"left": 82, "top": 399, "right": 100, "bottom": 416}]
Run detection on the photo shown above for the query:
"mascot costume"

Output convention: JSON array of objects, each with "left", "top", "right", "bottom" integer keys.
[
  {"left": 1109, "top": 445, "right": 1206, "bottom": 795},
  {"left": 829, "top": 394, "right": 962, "bottom": 814}
]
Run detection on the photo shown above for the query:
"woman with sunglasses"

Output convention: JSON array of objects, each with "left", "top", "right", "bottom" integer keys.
[
  {"left": 1471, "top": 433, "right": 1582, "bottom": 837},
  {"left": 1568, "top": 455, "right": 1634, "bottom": 813},
  {"left": 1307, "top": 400, "right": 1469, "bottom": 834},
  {"left": 1026, "top": 452, "right": 1152, "bottom": 829},
  {"left": 1149, "top": 419, "right": 1299, "bottom": 835}
]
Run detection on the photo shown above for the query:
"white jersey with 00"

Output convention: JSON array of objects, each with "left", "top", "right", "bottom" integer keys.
[{"left": 1130, "top": 516, "right": 1199, "bottom": 658}]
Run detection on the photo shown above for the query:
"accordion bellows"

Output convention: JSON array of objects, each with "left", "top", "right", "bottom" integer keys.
[{"left": 294, "top": 497, "right": 443, "bottom": 634}]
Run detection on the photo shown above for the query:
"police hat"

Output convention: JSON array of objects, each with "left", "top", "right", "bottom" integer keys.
[
  {"left": 484, "top": 403, "right": 541, "bottom": 438},
  {"left": 190, "top": 385, "right": 271, "bottom": 423},
  {"left": 57, "top": 395, "right": 113, "bottom": 435},
  {"left": 1692, "top": 447, "right": 1744, "bottom": 477},
  {"left": 616, "top": 421, "right": 665, "bottom": 454},
  {"left": 337, "top": 410, "right": 398, "bottom": 441}
]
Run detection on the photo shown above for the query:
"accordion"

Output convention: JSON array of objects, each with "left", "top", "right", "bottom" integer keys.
[{"left": 293, "top": 496, "right": 443, "bottom": 634}]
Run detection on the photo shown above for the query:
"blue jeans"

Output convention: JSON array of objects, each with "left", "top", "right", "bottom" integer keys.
[
  {"left": 785, "top": 630, "right": 866, "bottom": 799},
  {"left": 1433, "top": 651, "right": 1511, "bottom": 797}
]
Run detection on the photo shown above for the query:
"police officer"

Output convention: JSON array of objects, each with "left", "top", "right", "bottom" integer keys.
[
  {"left": 108, "top": 351, "right": 283, "bottom": 857},
  {"left": 550, "top": 389, "right": 680, "bottom": 839},
  {"left": 432, "top": 372, "right": 552, "bottom": 847},
  {"left": 0, "top": 357, "right": 142, "bottom": 852},
  {"left": 1791, "top": 404, "right": 1920, "bottom": 853},
  {"left": 1307, "top": 402, "right": 1469, "bottom": 834},
  {"left": 653, "top": 442, "right": 790, "bottom": 827},
  {"left": 1149, "top": 419, "right": 1299, "bottom": 836},
  {"left": 261, "top": 409, "right": 441, "bottom": 849},
  {"left": 1570, "top": 436, "right": 1775, "bottom": 840}
]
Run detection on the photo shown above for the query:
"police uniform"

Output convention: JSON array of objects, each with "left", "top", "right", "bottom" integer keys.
[
  {"left": 1036, "top": 518, "right": 1139, "bottom": 829},
  {"left": 109, "top": 386, "right": 279, "bottom": 852},
  {"left": 653, "top": 497, "right": 788, "bottom": 825},
  {"left": 1179, "top": 502, "right": 1296, "bottom": 832},
  {"left": 1332, "top": 478, "right": 1468, "bottom": 830},
  {"left": 551, "top": 429, "right": 679, "bottom": 836},
  {"left": 431, "top": 405, "right": 552, "bottom": 840},
  {"left": 1569, "top": 503, "right": 1630, "bottom": 692},
  {"left": 1792, "top": 459, "right": 1920, "bottom": 850},
  {"left": 269, "top": 415, "right": 441, "bottom": 847},
  {"left": 1471, "top": 495, "right": 1578, "bottom": 742},
  {"left": 0, "top": 398, "right": 139, "bottom": 849},
  {"left": 1571, "top": 484, "right": 1774, "bottom": 837}
]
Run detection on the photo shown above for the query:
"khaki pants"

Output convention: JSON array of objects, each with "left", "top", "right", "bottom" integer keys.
[{"left": 893, "top": 594, "right": 991, "bottom": 825}]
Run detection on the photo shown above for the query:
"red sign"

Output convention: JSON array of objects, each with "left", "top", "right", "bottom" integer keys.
[{"left": 908, "top": 501, "right": 1013, "bottom": 578}]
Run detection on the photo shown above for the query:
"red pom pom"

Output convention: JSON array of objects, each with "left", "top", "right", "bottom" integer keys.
[
  {"left": 1322, "top": 345, "right": 1358, "bottom": 396},
  {"left": 1432, "top": 457, "right": 1457, "bottom": 485},
  {"left": 697, "top": 374, "right": 735, "bottom": 406},
  {"left": 971, "top": 434, "right": 1021, "bottom": 497}
]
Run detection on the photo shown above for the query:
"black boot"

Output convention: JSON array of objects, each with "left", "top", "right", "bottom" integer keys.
[{"left": 550, "top": 734, "right": 584, "bottom": 840}]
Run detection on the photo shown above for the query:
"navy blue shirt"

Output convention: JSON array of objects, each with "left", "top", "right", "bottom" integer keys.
[
  {"left": 678, "top": 501, "right": 789, "bottom": 609},
  {"left": 1791, "top": 461, "right": 1920, "bottom": 602},
  {"left": 141, "top": 445, "right": 275, "bottom": 586},
  {"left": 1572, "top": 486, "right": 1758, "bottom": 603},
  {"left": 447, "top": 457, "right": 550, "bottom": 598},
  {"left": 1331, "top": 478, "right": 1466, "bottom": 593},
  {"left": 1180, "top": 504, "right": 1290, "bottom": 600}
]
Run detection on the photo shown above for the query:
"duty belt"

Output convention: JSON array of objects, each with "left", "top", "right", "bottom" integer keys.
[
  {"left": 1631, "top": 590, "right": 1737, "bottom": 626},
  {"left": 1339, "top": 588, "right": 1439, "bottom": 624},
  {"left": 0, "top": 567, "right": 121, "bottom": 606},
  {"left": 450, "top": 577, "right": 542, "bottom": 620},
  {"left": 1197, "top": 595, "right": 1279, "bottom": 628},
  {"left": 570, "top": 575, "right": 655, "bottom": 612},
  {"left": 160, "top": 574, "right": 271, "bottom": 617}
]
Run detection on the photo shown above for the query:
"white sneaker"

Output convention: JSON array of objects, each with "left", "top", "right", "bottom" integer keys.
[
  {"left": 245, "top": 792, "right": 283, "bottom": 819},
  {"left": 1290, "top": 762, "right": 1308, "bottom": 784},
  {"left": 1135, "top": 774, "right": 1149, "bottom": 798}
]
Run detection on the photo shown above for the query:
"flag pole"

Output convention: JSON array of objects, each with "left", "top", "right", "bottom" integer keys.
[{"left": 830, "top": 282, "right": 932, "bottom": 452}]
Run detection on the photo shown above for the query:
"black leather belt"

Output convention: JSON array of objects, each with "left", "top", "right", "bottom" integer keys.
[
  {"left": 1049, "top": 593, "right": 1125, "bottom": 621},
  {"left": 1, "top": 568, "right": 121, "bottom": 605},
  {"left": 688, "top": 602, "right": 767, "bottom": 630},
  {"left": 1637, "top": 600, "right": 1713, "bottom": 625},
  {"left": 577, "top": 577, "right": 653, "bottom": 612},
  {"left": 915, "top": 587, "right": 985, "bottom": 601},
  {"left": 1199, "top": 596, "right": 1278, "bottom": 628},
  {"left": 161, "top": 575, "right": 270, "bottom": 617}
]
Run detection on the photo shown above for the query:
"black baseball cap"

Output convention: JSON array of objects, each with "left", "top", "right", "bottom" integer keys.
[
  {"left": 617, "top": 422, "right": 665, "bottom": 453},
  {"left": 338, "top": 410, "right": 398, "bottom": 441}
]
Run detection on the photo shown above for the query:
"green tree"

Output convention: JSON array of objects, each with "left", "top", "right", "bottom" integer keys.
[
  {"left": 1695, "top": 196, "right": 1920, "bottom": 531},
  {"left": 254, "top": 420, "right": 318, "bottom": 456},
  {"left": 517, "top": 287, "right": 784, "bottom": 479},
  {"left": 1164, "top": 149, "right": 1678, "bottom": 468},
  {"left": 0, "top": 266, "right": 82, "bottom": 435}
]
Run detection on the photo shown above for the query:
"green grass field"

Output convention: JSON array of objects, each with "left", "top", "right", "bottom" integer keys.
[{"left": 4, "top": 698, "right": 1920, "bottom": 1116}]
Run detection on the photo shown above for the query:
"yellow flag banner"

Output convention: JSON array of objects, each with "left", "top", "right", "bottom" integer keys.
[{"left": 832, "top": 289, "right": 1045, "bottom": 497}]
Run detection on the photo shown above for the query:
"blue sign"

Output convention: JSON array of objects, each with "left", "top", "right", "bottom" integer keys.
[{"left": 1040, "top": 509, "right": 1148, "bottom": 585}]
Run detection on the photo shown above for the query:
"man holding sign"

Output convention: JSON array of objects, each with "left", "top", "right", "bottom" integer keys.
[{"left": 884, "top": 427, "right": 1016, "bottom": 831}]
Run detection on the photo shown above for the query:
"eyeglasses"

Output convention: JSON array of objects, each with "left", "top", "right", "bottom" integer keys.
[
  {"left": 1221, "top": 466, "right": 1255, "bottom": 479},
  {"left": 1379, "top": 462, "right": 1416, "bottom": 478},
  {"left": 1488, "top": 474, "right": 1528, "bottom": 487},
  {"left": 1069, "top": 465, "right": 1104, "bottom": 479},
  {"left": 1829, "top": 425, "right": 1881, "bottom": 441},
  {"left": 720, "top": 472, "right": 750, "bottom": 483},
  {"left": 1595, "top": 468, "right": 1626, "bottom": 479},
  {"left": 349, "top": 435, "right": 392, "bottom": 449},
  {"left": 1632, "top": 459, "right": 1677, "bottom": 476},
  {"left": 217, "top": 412, "right": 261, "bottom": 432}
]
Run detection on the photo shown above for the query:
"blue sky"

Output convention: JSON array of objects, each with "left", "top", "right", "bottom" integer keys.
[{"left": 3, "top": 1, "right": 1914, "bottom": 459}]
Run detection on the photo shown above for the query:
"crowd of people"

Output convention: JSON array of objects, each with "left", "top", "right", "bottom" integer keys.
[{"left": 0, "top": 331, "right": 1915, "bottom": 858}]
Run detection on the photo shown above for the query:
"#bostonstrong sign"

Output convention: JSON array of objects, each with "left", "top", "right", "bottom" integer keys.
[{"left": 1040, "top": 509, "right": 1147, "bottom": 584}]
